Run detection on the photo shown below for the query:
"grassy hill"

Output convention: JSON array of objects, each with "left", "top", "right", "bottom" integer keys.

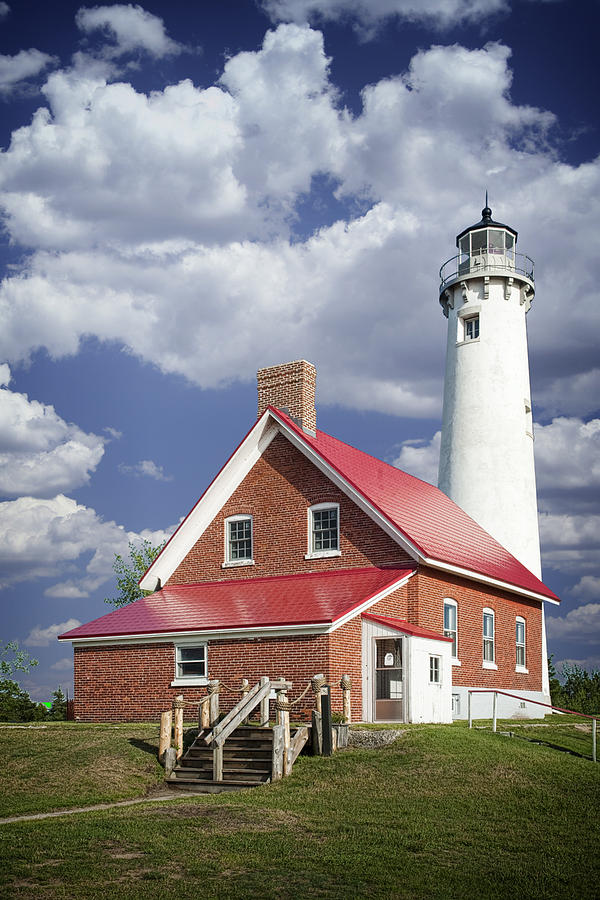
[{"left": 0, "top": 720, "right": 598, "bottom": 899}]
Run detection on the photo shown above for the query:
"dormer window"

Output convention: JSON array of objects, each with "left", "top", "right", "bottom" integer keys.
[
  {"left": 306, "top": 503, "right": 341, "bottom": 559},
  {"left": 223, "top": 515, "right": 254, "bottom": 568}
]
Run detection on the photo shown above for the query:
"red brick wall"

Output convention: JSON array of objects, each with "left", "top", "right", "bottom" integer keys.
[
  {"left": 414, "top": 566, "right": 543, "bottom": 692},
  {"left": 169, "top": 432, "right": 411, "bottom": 584},
  {"left": 72, "top": 570, "right": 543, "bottom": 722},
  {"left": 73, "top": 583, "right": 413, "bottom": 723},
  {"left": 73, "top": 634, "right": 331, "bottom": 723}
]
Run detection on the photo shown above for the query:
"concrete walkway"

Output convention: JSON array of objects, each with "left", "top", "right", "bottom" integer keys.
[{"left": 0, "top": 791, "right": 184, "bottom": 825}]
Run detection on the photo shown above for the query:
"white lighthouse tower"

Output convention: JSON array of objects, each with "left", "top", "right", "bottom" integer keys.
[{"left": 437, "top": 200, "right": 541, "bottom": 581}]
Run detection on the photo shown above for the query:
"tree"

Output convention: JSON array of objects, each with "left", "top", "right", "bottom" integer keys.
[
  {"left": 549, "top": 656, "right": 600, "bottom": 715},
  {"left": 48, "top": 686, "right": 67, "bottom": 720},
  {"left": 548, "top": 655, "right": 565, "bottom": 708},
  {"left": 0, "top": 641, "right": 46, "bottom": 722},
  {"left": 104, "top": 539, "right": 165, "bottom": 608}
]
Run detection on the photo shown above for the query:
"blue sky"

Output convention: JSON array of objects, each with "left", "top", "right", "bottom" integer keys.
[{"left": 0, "top": 0, "right": 598, "bottom": 701}]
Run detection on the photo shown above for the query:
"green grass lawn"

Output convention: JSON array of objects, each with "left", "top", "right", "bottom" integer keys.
[
  {"left": 0, "top": 721, "right": 598, "bottom": 899},
  {"left": 0, "top": 722, "right": 164, "bottom": 816}
]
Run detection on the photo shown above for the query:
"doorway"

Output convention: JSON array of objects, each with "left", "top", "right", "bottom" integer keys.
[{"left": 374, "top": 637, "right": 403, "bottom": 721}]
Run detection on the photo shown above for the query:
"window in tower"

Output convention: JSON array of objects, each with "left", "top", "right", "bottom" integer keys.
[{"left": 464, "top": 315, "right": 480, "bottom": 341}]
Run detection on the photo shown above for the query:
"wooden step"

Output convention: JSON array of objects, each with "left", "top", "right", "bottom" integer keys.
[
  {"left": 180, "top": 757, "right": 271, "bottom": 771},
  {"left": 166, "top": 778, "right": 265, "bottom": 794},
  {"left": 170, "top": 766, "right": 270, "bottom": 782}
]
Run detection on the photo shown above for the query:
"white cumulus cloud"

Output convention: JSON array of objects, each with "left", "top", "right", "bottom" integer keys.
[
  {"left": 0, "top": 28, "right": 596, "bottom": 424},
  {"left": 262, "top": 0, "right": 509, "bottom": 32},
  {"left": 0, "top": 493, "right": 174, "bottom": 592},
  {"left": 50, "top": 657, "right": 73, "bottom": 671},
  {"left": 75, "top": 4, "right": 183, "bottom": 59},
  {"left": 0, "top": 369, "right": 105, "bottom": 498},
  {"left": 25, "top": 618, "right": 82, "bottom": 646},
  {"left": 0, "top": 48, "right": 56, "bottom": 94},
  {"left": 546, "top": 604, "right": 600, "bottom": 644},
  {"left": 392, "top": 431, "right": 441, "bottom": 485},
  {"left": 118, "top": 459, "right": 172, "bottom": 481}
]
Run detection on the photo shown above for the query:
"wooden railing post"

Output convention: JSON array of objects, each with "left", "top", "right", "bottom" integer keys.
[
  {"left": 593, "top": 718, "right": 597, "bottom": 763},
  {"left": 468, "top": 691, "right": 472, "bottom": 728},
  {"left": 213, "top": 743, "right": 223, "bottom": 781},
  {"left": 312, "top": 709, "right": 323, "bottom": 756},
  {"left": 311, "top": 673, "right": 325, "bottom": 714},
  {"left": 276, "top": 683, "right": 291, "bottom": 775},
  {"left": 340, "top": 674, "right": 352, "bottom": 724},
  {"left": 159, "top": 709, "right": 173, "bottom": 760},
  {"left": 241, "top": 678, "right": 250, "bottom": 725},
  {"left": 208, "top": 680, "right": 220, "bottom": 727},
  {"left": 259, "top": 675, "right": 270, "bottom": 727},
  {"left": 321, "top": 684, "right": 333, "bottom": 757},
  {"left": 200, "top": 697, "right": 210, "bottom": 731},
  {"left": 492, "top": 691, "right": 498, "bottom": 733},
  {"left": 173, "top": 695, "right": 184, "bottom": 760},
  {"left": 272, "top": 724, "right": 284, "bottom": 781}
]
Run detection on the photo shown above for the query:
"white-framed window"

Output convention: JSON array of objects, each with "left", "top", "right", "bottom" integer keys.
[
  {"left": 483, "top": 608, "right": 495, "bottom": 666},
  {"left": 223, "top": 514, "right": 254, "bottom": 568},
  {"left": 305, "top": 503, "right": 341, "bottom": 559},
  {"left": 443, "top": 598, "right": 458, "bottom": 659},
  {"left": 464, "top": 314, "right": 480, "bottom": 341},
  {"left": 173, "top": 643, "right": 207, "bottom": 685},
  {"left": 429, "top": 656, "right": 441, "bottom": 684},
  {"left": 516, "top": 617, "right": 527, "bottom": 671}
]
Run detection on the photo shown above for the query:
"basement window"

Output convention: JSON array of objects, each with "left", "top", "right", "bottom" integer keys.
[
  {"left": 172, "top": 644, "right": 208, "bottom": 686},
  {"left": 305, "top": 503, "right": 341, "bottom": 560}
]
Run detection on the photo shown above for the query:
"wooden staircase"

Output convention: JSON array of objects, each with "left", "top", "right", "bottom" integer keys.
[
  {"left": 162, "top": 676, "right": 312, "bottom": 793},
  {"left": 168, "top": 725, "right": 275, "bottom": 793}
]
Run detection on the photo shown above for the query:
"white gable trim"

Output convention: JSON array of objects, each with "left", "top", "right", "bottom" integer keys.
[
  {"left": 327, "top": 570, "right": 414, "bottom": 632},
  {"left": 140, "top": 407, "right": 556, "bottom": 607},
  {"left": 421, "top": 557, "right": 559, "bottom": 605},
  {"left": 140, "top": 413, "right": 279, "bottom": 590}
]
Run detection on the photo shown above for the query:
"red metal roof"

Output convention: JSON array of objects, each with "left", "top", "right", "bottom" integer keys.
[
  {"left": 362, "top": 612, "right": 453, "bottom": 642},
  {"left": 271, "top": 408, "right": 559, "bottom": 602},
  {"left": 60, "top": 566, "right": 414, "bottom": 641}
]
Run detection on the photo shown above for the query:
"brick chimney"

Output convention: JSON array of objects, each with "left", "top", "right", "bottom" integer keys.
[{"left": 257, "top": 360, "right": 317, "bottom": 435}]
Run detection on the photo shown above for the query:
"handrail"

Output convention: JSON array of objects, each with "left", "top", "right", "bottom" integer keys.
[
  {"left": 439, "top": 249, "right": 534, "bottom": 289},
  {"left": 467, "top": 689, "right": 598, "bottom": 720},
  {"left": 206, "top": 677, "right": 290, "bottom": 747},
  {"left": 467, "top": 688, "right": 597, "bottom": 762}
]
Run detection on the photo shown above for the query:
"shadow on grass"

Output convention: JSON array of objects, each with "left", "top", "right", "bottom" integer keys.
[
  {"left": 128, "top": 738, "right": 158, "bottom": 757},
  {"left": 512, "top": 733, "right": 591, "bottom": 761}
]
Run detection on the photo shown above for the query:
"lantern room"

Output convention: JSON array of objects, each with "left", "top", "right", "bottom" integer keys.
[{"left": 439, "top": 199, "right": 534, "bottom": 298}]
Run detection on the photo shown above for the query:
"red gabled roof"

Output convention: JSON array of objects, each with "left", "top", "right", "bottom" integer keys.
[
  {"left": 270, "top": 408, "right": 558, "bottom": 603},
  {"left": 59, "top": 566, "right": 414, "bottom": 641},
  {"left": 362, "top": 612, "right": 453, "bottom": 642}
]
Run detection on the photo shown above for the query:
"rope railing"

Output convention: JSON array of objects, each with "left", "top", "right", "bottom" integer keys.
[
  {"left": 468, "top": 688, "right": 597, "bottom": 762},
  {"left": 157, "top": 672, "right": 354, "bottom": 771}
]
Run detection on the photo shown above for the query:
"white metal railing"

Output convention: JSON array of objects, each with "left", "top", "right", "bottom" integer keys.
[
  {"left": 467, "top": 689, "right": 597, "bottom": 762},
  {"left": 439, "top": 250, "right": 534, "bottom": 289}
]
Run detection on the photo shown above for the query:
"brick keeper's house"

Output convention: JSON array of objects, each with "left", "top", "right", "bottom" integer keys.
[{"left": 59, "top": 360, "right": 559, "bottom": 724}]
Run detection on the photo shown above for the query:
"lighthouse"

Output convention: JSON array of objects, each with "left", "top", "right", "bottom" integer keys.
[{"left": 437, "top": 201, "right": 541, "bottom": 581}]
